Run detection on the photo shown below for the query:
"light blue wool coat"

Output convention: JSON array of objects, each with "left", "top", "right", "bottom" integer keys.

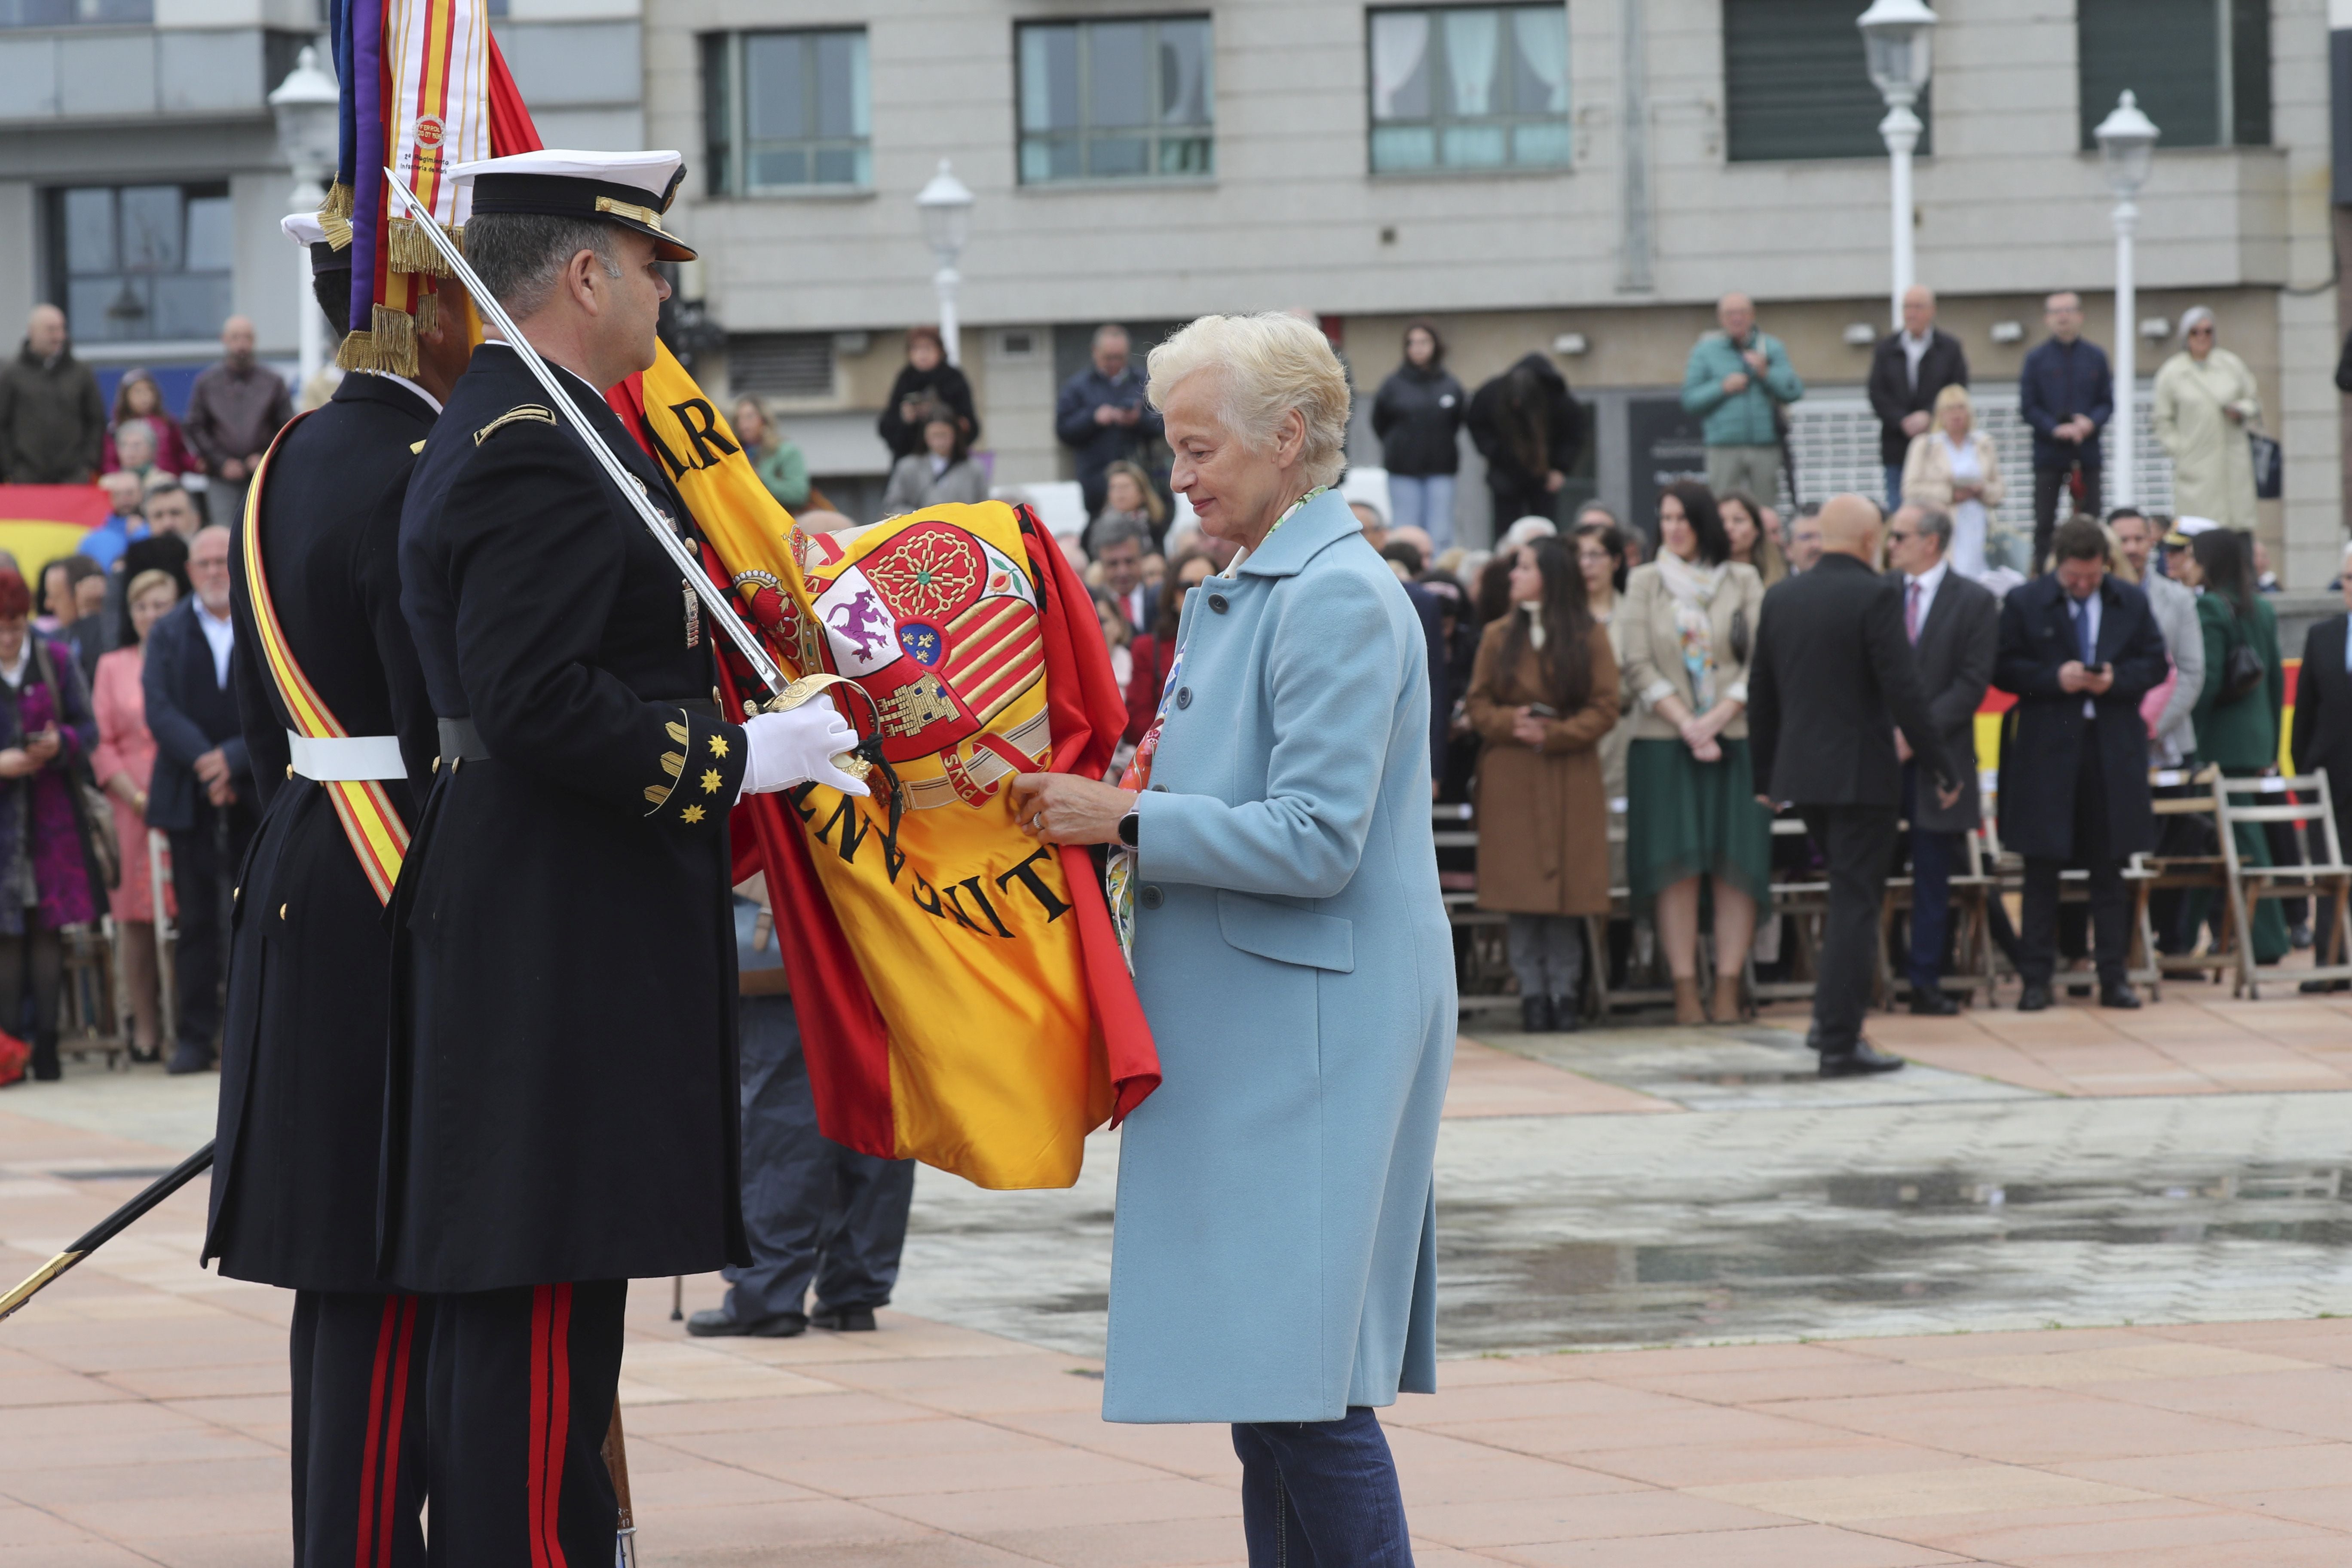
[{"left": 1106, "top": 488, "right": 1456, "bottom": 1424}]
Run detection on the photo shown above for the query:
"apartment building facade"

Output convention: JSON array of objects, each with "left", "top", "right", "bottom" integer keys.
[{"left": 653, "top": 0, "right": 2341, "bottom": 581}]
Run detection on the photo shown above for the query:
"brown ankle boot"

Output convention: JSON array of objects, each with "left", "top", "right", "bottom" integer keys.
[
  {"left": 1712, "top": 974, "right": 1743, "bottom": 1024},
  {"left": 1673, "top": 978, "right": 1704, "bottom": 1025}
]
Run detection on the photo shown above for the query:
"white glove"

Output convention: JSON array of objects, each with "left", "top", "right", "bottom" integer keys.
[{"left": 740, "top": 704, "right": 869, "bottom": 798}]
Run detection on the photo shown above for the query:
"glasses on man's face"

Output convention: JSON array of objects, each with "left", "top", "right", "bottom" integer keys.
[{"left": 1888, "top": 530, "right": 1915, "bottom": 544}]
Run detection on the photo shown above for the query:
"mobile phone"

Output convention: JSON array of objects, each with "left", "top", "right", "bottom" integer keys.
[
  {"left": 2087, "top": 662, "right": 2108, "bottom": 676},
  {"left": 1527, "top": 703, "right": 1559, "bottom": 718}
]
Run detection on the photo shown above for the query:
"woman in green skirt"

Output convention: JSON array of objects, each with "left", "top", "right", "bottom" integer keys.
[
  {"left": 1618, "top": 481, "right": 1772, "bottom": 1023},
  {"left": 2180, "top": 527, "right": 2290, "bottom": 963}
]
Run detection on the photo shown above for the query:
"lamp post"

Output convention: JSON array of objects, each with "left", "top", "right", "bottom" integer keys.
[
  {"left": 915, "top": 159, "right": 974, "bottom": 369},
  {"left": 2094, "top": 90, "right": 2159, "bottom": 507},
  {"left": 270, "top": 45, "right": 340, "bottom": 389},
  {"left": 1856, "top": 0, "right": 1937, "bottom": 328}
]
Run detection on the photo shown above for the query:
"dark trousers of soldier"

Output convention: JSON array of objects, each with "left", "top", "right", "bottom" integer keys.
[
  {"left": 169, "top": 797, "right": 257, "bottom": 1055},
  {"left": 724, "top": 995, "right": 914, "bottom": 1327},
  {"left": 290, "top": 1290, "right": 430, "bottom": 1568},
  {"left": 425, "top": 1280, "right": 625, "bottom": 1567}
]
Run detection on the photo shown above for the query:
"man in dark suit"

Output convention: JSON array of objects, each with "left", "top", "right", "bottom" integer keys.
[
  {"left": 143, "top": 521, "right": 255, "bottom": 1073},
  {"left": 1884, "top": 505, "right": 2000, "bottom": 1013},
  {"left": 1750, "top": 493, "right": 1959, "bottom": 1077},
  {"left": 201, "top": 212, "right": 463, "bottom": 1568},
  {"left": 1994, "top": 515, "right": 2169, "bottom": 1009},
  {"left": 2290, "top": 549, "right": 2352, "bottom": 989},
  {"left": 1868, "top": 286, "right": 1969, "bottom": 513}
]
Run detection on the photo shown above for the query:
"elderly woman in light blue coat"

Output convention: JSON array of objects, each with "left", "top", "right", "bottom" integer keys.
[{"left": 1012, "top": 312, "right": 1453, "bottom": 1565}]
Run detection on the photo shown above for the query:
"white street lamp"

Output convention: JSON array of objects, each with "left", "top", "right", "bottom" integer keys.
[
  {"left": 915, "top": 159, "right": 975, "bottom": 369},
  {"left": 1856, "top": 0, "right": 1936, "bottom": 328},
  {"left": 2094, "top": 89, "right": 2159, "bottom": 508},
  {"left": 270, "top": 44, "right": 340, "bottom": 389}
]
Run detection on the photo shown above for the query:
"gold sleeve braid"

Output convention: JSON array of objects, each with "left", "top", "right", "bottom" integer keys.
[{"left": 646, "top": 708, "right": 746, "bottom": 829}]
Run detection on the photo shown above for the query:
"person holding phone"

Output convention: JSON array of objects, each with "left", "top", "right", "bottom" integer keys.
[{"left": 1467, "top": 537, "right": 1621, "bottom": 1031}]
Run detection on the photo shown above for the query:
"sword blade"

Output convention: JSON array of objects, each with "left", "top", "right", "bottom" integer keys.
[{"left": 380, "top": 165, "right": 789, "bottom": 697}]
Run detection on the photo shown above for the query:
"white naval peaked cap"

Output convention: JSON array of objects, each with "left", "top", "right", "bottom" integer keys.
[
  {"left": 2172, "top": 516, "right": 2222, "bottom": 536},
  {"left": 281, "top": 211, "right": 328, "bottom": 246},
  {"left": 448, "top": 148, "right": 695, "bottom": 260}
]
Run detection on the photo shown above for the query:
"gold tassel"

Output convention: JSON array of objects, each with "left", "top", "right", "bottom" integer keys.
[
  {"left": 331, "top": 305, "right": 418, "bottom": 377},
  {"left": 318, "top": 181, "right": 354, "bottom": 251},
  {"left": 386, "top": 217, "right": 464, "bottom": 277},
  {"left": 413, "top": 289, "right": 439, "bottom": 338}
]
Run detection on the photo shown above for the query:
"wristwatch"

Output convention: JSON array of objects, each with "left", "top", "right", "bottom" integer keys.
[{"left": 1116, "top": 808, "right": 1139, "bottom": 848}]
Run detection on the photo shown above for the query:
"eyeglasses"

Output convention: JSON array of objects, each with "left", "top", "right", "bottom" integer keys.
[{"left": 1888, "top": 530, "right": 1916, "bottom": 543}]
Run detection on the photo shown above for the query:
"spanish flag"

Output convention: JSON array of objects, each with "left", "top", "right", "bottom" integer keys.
[
  {"left": 0, "top": 484, "right": 111, "bottom": 573},
  {"left": 484, "top": 50, "right": 1158, "bottom": 1190}
]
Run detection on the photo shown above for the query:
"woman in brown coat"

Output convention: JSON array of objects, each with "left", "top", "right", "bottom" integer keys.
[{"left": 1468, "top": 537, "right": 1621, "bottom": 1032}]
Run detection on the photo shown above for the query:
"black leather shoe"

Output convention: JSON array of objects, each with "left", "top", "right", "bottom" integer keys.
[
  {"left": 1549, "top": 996, "right": 1580, "bottom": 1033},
  {"left": 810, "top": 1307, "right": 877, "bottom": 1332},
  {"left": 1908, "top": 988, "right": 1960, "bottom": 1017},
  {"left": 165, "top": 1042, "right": 214, "bottom": 1075},
  {"left": 2017, "top": 984, "right": 2053, "bottom": 1012},
  {"left": 2300, "top": 979, "right": 2350, "bottom": 994},
  {"left": 1819, "top": 1041, "right": 1906, "bottom": 1078},
  {"left": 686, "top": 1307, "right": 805, "bottom": 1338},
  {"left": 1519, "top": 995, "right": 1552, "bottom": 1033},
  {"left": 2099, "top": 981, "right": 2142, "bottom": 1010}
]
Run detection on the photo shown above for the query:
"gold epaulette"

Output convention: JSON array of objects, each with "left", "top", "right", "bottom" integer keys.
[{"left": 473, "top": 405, "right": 557, "bottom": 446}]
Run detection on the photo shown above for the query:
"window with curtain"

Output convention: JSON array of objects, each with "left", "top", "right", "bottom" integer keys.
[
  {"left": 45, "top": 183, "right": 231, "bottom": 344},
  {"left": 1723, "top": 0, "right": 1929, "bottom": 162},
  {"left": 1017, "top": 16, "right": 1214, "bottom": 184},
  {"left": 702, "top": 28, "right": 871, "bottom": 195},
  {"left": 1367, "top": 3, "right": 1569, "bottom": 173},
  {"left": 2077, "top": 0, "right": 2268, "bottom": 151}
]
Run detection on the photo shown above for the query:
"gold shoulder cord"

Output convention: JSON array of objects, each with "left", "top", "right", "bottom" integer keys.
[{"left": 473, "top": 405, "right": 558, "bottom": 446}]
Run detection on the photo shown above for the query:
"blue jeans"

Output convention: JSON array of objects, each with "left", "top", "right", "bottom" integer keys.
[
  {"left": 1885, "top": 465, "right": 1905, "bottom": 515},
  {"left": 1231, "top": 1408, "right": 1414, "bottom": 1566},
  {"left": 1385, "top": 474, "right": 1455, "bottom": 552},
  {"left": 723, "top": 995, "right": 916, "bottom": 1325}
]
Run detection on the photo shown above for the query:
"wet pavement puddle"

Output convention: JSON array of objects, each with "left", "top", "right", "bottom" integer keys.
[{"left": 1491, "top": 1024, "right": 2047, "bottom": 1110}]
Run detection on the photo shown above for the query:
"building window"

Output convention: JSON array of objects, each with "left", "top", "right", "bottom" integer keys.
[
  {"left": 729, "top": 333, "right": 836, "bottom": 399},
  {"left": 2078, "top": 0, "right": 2268, "bottom": 150},
  {"left": 46, "top": 183, "right": 232, "bottom": 345},
  {"left": 1367, "top": 5, "right": 1570, "bottom": 174},
  {"left": 1723, "top": 0, "right": 1930, "bottom": 162},
  {"left": 1017, "top": 16, "right": 1213, "bottom": 184},
  {"left": 0, "top": 0, "right": 152, "bottom": 27},
  {"left": 703, "top": 28, "right": 871, "bottom": 195}
]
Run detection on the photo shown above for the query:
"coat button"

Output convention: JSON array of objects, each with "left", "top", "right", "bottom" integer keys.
[
  {"left": 1208, "top": 593, "right": 1228, "bottom": 614},
  {"left": 1139, "top": 885, "right": 1164, "bottom": 910},
  {"left": 1176, "top": 687, "right": 1192, "bottom": 709},
  {"left": 1150, "top": 783, "right": 1167, "bottom": 792}
]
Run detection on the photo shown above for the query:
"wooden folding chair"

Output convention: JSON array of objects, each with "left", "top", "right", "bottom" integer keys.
[
  {"left": 1877, "top": 822, "right": 1999, "bottom": 1007},
  {"left": 2214, "top": 773, "right": 2352, "bottom": 999},
  {"left": 2135, "top": 765, "right": 2233, "bottom": 991}
]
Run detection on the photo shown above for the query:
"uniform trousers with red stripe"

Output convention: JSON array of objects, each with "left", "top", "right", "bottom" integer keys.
[
  {"left": 426, "top": 1280, "right": 628, "bottom": 1568},
  {"left": 290, "top": 1290, "right": 431, "bottom": 1568}
]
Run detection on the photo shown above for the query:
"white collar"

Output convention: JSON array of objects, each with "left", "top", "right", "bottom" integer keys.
[
  {"left": 197, "top": 599, "right": 233, "bottom": 629},
  {"left": 0, "top": 643, "right": 27, "bottom": 688},
  {"left": 358, "top": 368, "right": 444, "bottom": 413},
  {"left": 1906, "top": 558, "right": 1949, "bottom": 597},
  {"left": 1902, "top": 328, "right": 1932, "bottom": 349}
]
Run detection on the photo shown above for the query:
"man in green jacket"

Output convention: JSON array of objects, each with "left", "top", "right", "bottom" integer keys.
[
  {"left": 0, "top": 305, "right": 105, "bottom": 484},
  {"left": 1682, "top": 293, "right": 1804, "bottom": 505}
]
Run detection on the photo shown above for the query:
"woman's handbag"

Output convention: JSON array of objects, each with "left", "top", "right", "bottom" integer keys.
[
  {"left": 31, "top": 640, "right": 121, "bottom": 890},
  {"left": 2216, "top": 609, "right": 2265, "bottom": 707},
  {"left": 2250, "top": 429, "right": 2282, "bottom": 500}
]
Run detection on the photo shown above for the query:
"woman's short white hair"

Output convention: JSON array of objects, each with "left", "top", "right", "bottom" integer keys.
[{"left": 1147, "top": 313, "right": 1352, "bottom": 488}]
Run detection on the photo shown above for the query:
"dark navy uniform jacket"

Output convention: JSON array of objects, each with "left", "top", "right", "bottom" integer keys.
[
  {"left": 207, "top": 371, "right": 441, "bottom": 1292},
  {"left": 386, "top": 342, "right": 749, "bottom": 1292}
]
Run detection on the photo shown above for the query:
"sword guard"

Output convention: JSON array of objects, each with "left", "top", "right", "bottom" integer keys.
[{"left": 757, "top": 675, "right": 877, "bottom": 783}]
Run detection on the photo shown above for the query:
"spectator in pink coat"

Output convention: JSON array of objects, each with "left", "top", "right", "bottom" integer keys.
[{"left": 92, "top": 567, "right": 178, "bottom": 1061}]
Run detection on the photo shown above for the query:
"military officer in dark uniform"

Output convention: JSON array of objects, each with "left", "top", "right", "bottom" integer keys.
[
  {"left": 389, "top": 149, "right": 862, "bottom": 1565},
  {"left": 207, "top": 211, "right": 470, "bottom": 1568}
]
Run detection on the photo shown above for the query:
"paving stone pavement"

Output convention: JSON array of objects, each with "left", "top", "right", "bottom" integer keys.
[{"left": 6, "top": 992, "right": 2352, "bottom": 1565}]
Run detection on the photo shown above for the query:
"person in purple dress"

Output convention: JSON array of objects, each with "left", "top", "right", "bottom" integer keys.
[{"left": 0, "top": 565, "right": 103, "bottom": 1079}]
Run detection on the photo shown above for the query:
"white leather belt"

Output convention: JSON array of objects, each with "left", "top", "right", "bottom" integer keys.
[{"left": 287, "top": 732, "right": 406, "bottom": 782}]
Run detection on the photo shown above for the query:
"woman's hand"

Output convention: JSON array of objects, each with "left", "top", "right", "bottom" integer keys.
[
  {"left": 1951, "top": 482, "right": 1981, "bottom": 503},
  {"left": 1009, "top": 773, "right": 1136, "bottom": 846},
  {"left": 1511, "top": 706, "right": 1550, "bottom": 747},
  {"left": 24, "top": 729, "right": 61, "bottom": 767},
  {"left": 1690, "top": 737, "right": 1723, "bottom": 763},
  {"left": 0, "top": 749, "right": 34, "bottom": 779}
]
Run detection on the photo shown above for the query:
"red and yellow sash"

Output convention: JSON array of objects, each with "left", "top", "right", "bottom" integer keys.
[{"left": 238, "top": 413, "right": 412, "bottom": 905}]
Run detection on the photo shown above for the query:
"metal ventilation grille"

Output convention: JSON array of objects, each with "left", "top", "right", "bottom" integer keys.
[{"left": 729, "top": 333, "right": 835, "bottom": 397}]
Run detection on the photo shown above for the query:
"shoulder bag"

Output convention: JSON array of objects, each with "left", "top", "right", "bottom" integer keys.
[
  {"left": 2250, "top": 428, "right": 2283, "bottom": 501},
  {"left": 2216, "top": 605, "right": 2265, "bottom": 707}
]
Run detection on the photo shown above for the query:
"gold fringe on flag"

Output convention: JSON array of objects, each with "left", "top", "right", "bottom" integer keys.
[
  {"left": 318, "top": 181, "right": 355, "bottom": 251},
  {"left": 413, "top": 287, "right": 439, "bottom": 338},
  {"left": 386, "top": 217, "right": 463, "bottom": 278},
  {"left": 332, "top": 303, "right": 419, "bottom": 377}
]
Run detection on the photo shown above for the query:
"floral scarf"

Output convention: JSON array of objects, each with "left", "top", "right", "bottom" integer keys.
[{"left": 1655, "top": 550, "right": 1728, "bottom": 711}]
